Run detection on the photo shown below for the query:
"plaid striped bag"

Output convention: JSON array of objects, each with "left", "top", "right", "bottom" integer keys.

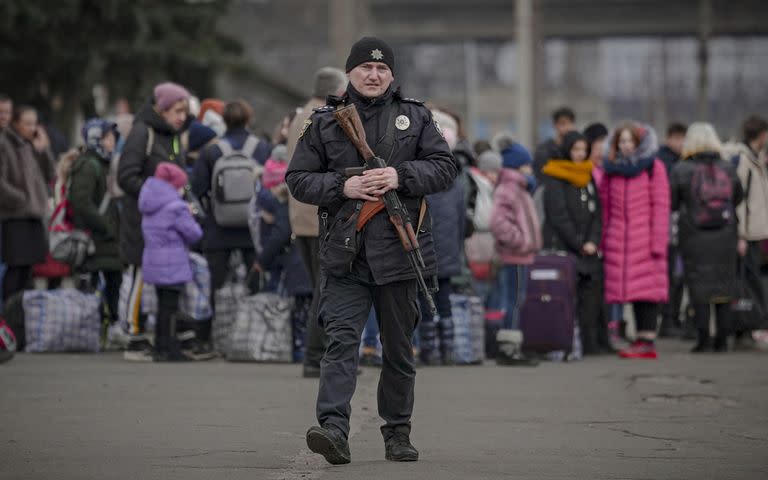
[
  {"left": 23, "top": 289, "right": 101, "bottom": 353},
  {"left": 227, "top": 292, "right": 294, "bottom": 362},
  {"left": 451, "top": 294, "right": 485, "bottom": 365},
  {"left": 212, "top": 281, "right": 247, "bottom": 355}
]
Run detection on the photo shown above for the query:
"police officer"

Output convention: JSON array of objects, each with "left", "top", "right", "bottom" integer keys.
[{"left": 286, "top": 37, "right": 457, "bottom": 465}]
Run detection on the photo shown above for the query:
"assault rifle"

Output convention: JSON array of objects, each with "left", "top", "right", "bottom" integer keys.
[{"left": 334, "top": 104, "right": 437, "bottom": 315}]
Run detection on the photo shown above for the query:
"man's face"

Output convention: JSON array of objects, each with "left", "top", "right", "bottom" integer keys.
[
  {"left": 0, "top": 100, "right": 12, "bottom": 129},
  {"left": 348, "top": 62, "right": 394, "bottom": 99},
  {"left": 667, "top": 133, "right": 685, "bottom": 155},
  {"left": 14, "top": 110, "right": 37, "bottom": 141},
  {"left": 160, "top": 100, "right": 189, "bottom": 132},
  {"left": 554, "top": 116, "right": 575, "bottom": 141}
]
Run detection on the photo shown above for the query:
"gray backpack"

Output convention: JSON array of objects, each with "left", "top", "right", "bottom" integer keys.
[{"left": 211, "top": 135, "right": 260, "bottom": 227}]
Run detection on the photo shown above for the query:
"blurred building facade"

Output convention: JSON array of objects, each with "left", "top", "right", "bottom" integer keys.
[{"left": 217, "top": 0, "right": 768, "bottom": 145}]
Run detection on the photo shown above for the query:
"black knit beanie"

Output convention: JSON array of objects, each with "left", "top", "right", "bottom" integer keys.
[
  {"left": 345, "top": 36, "right": 395, "bottom": 74},
  {"left": 583, "top": 123, "right": 609, "bottom": 145}
]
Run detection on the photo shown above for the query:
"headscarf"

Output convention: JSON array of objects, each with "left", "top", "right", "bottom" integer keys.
[{"left": 81, "top": 118, "right": 119, "bottom": 160}]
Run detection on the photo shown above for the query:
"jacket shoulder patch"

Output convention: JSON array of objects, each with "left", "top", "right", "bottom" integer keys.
[
  {"left": 400, "top": 97, "right": 424, "bottom": 106},
  {"left": 312, "top": 105, "right": 335, "bottom": 113}
]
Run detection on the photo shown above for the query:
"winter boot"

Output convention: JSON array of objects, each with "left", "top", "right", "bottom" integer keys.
[
  {"left": 713, "top": 333, "right": 729, "bottom": 353},
  {"left": 383, "top": 425, "right": 419, "bottom": 462},
  {"left": 307, "top": 425, "right": 351, "bottom": 465},
  {"left": 691, "top": 330, "right": 712, "bottom": 353},
  {"left": 496, "top": 330, "right": 539, "bottom": 366}
]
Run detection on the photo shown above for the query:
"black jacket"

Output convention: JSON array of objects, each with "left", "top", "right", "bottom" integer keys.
[
  {"left": 117, "top": 101, "right": 191, "bottom": 265},
  {"left": 657, "top": 145, "right": 680, "bottom": 174},
  {"left": 542, "top": 175, "right": 602, "bottom": 274},
  {"left": 427, "top": 175, "right": 465, "bottom": 279},
  {"left": 670, "top": 152, "right": 744, "bottom": 303},
  {"left": 191, "top": 128, "right": 271, "bottom": 251},
  {"left": 286, "top": 86, "right": 457, "bottom": 285},
  {"left": 257, "top": 196, "right": 312, "bottom": 296}
]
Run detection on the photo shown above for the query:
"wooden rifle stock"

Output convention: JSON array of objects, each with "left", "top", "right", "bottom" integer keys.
[{"left": 334, "top": 105, "right": 375, "bottom": 161}]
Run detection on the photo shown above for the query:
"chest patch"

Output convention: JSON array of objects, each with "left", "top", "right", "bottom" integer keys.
[{"left": 395, "top": 115, "right": 410, "bottom": 131}]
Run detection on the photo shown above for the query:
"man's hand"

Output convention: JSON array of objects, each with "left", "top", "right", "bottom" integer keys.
[
  {"left": 32, "top": 126, "right": 50, "bottom": 153},
  {"left": 582, "top": 242, "right": 598, "bottom": 256},
  {"left": 343, "top": 175, "right": 380, "bottom": 202},
  {"left": 738, "top": 238, "right": 748, "bottom": 257},
  {"left": 361, "top": 167, "right": 399, "bottom": 196}
]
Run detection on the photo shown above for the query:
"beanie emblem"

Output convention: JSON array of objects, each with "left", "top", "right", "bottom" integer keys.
[{"left": 371, "top": 49, "right": 384, "bottom": 60}]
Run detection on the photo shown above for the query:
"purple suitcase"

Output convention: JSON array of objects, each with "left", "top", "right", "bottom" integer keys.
[{"left": 520, "top": 252, "right": 577, "bottom": 354}]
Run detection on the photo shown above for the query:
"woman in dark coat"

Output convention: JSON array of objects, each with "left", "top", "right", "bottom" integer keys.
[
  {"left": 69, "top": 119, "right": 123, "bottom": 327},
  {"left": 117, "top": 82, "right": 192, "bottom": 359},
  {"left": 0, "top": 106, "right": 55, "bottom": 300},
  {"left": 669, "top": 123, "right": 743, "bottom": 352},
  {"left": 416, "top": 109, "right": 466, "bottom": 365},
  {"left": 542, "top": 131, "right": 611, "bottom": 355}
]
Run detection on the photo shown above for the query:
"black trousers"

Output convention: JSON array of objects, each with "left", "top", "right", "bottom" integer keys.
[
  {"left": 578, "top": 272, "right": 611, "bottom": 354},
  {"left": 691, "top": 302, "right": 730, "bottom": 338},
  {"left": 2, "top": 265, "right": 32, "bottom": 301},
  {"left": 295, "top": 236, "right": 325, "bottom": 368},
  {"left": 633, "top": 301, "right": 660, "bottom": 334},
  {"left": 316, "top": 264, "right": 419, "bottom": 439},
  {"left": 204, "top": 248, "right": 256, "bottom": 341},
  {"left": 92, "top": 271, "right": 122, "bottom": 324},
  {"left": 662, "top": 247, "right": 685, "bottom": 328},
  {"left": 739, "top": 241, "right": 768, "bottom": 333},
  {"left": 155, "top": 287, "right": 181, "bottom": 351}
]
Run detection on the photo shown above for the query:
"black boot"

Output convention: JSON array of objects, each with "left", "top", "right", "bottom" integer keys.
[
  {"left": 153, "top": 336, "right": 191, "bottom": 362},
  {"left": 713, "top": 334, "right": 729, "bottom": 353},
  {"left": 691, "top": 330, "right": 712, "bottom": 353},
  {"left": 306, "top": 425, "right": 351, "bottom": 465},
  {"left": 580, "top": 325, "right": 600, "bottom": 356},
  {"left": 383, "top": 426, "right": 419, "bottom": 462}
]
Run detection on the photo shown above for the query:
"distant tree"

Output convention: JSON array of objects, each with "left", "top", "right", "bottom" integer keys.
[{"left": 0, "top": 0, "right": 242, "bottom": 131}]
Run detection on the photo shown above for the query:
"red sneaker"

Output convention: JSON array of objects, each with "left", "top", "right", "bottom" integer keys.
[{"left": 618, "top": 340, "right": 658, "bottom": 359}]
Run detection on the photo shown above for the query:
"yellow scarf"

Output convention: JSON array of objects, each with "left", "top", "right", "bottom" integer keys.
[{"left": 542, "top": 160, "right": 594, "bottom": 188}]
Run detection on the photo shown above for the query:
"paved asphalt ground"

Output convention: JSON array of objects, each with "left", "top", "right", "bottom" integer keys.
[{"left": 2, "top": 340, "right": 767, "bottom": 480}]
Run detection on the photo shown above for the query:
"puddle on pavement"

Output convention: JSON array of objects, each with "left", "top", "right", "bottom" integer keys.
[
  {"left": 630, "top": 374, "right": 713, "bottom": 386},
  {"left": 643, "top": 393, "right": 740, "bottom": 407}
]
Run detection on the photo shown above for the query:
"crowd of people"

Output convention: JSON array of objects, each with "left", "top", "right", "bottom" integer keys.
[{"left": 1, "top": 70, "right": 768, "bottom": 366}]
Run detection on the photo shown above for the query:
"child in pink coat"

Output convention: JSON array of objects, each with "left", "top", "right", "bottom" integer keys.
[{"left": 489, "top": 143, "right": 542, "bottom": 366}]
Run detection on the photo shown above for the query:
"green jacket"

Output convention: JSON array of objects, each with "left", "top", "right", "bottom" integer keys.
[{"left": 68, "top": 150, "right": 122, "bottom": 272}]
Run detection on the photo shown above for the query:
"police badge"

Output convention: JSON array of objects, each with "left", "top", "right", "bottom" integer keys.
[{"left": 395, "top": 115, "right": 410, "bottom": 131}]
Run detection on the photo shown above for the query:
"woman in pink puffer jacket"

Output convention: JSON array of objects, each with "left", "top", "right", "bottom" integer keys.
[{"left": 600, "top": 123, "right": 670, "bottom": 359}]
